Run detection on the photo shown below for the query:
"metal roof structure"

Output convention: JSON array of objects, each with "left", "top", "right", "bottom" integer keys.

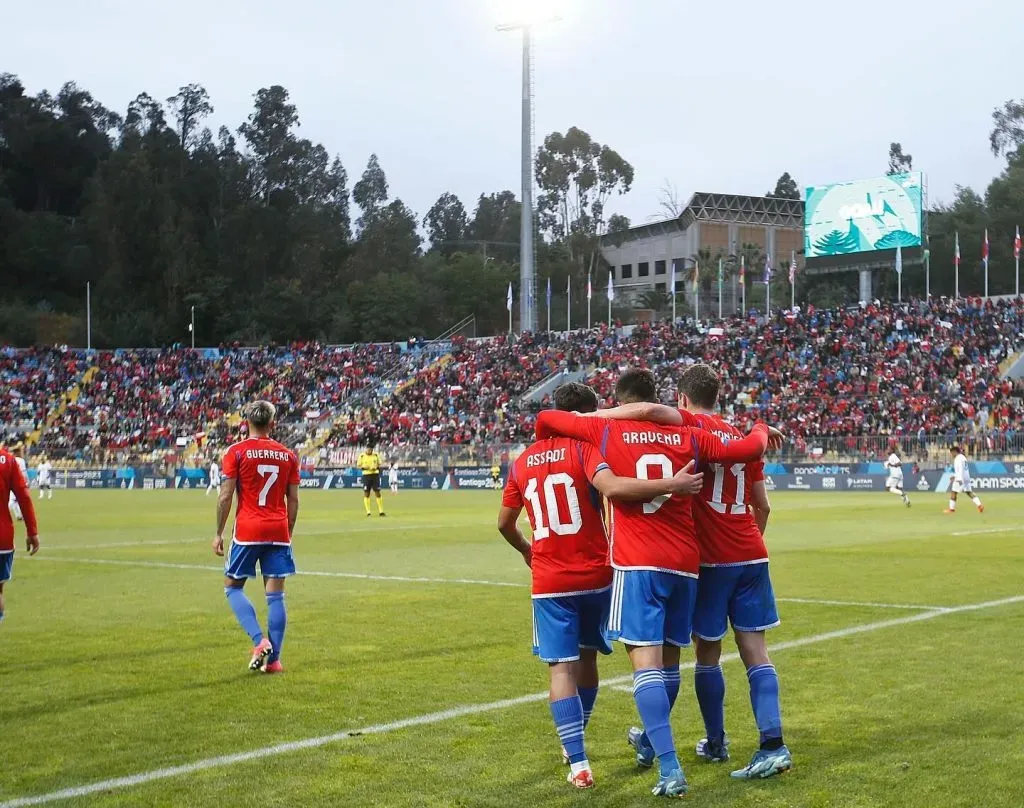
[{"left": 601, "top": 192, "right": 804, "bottom": 247}]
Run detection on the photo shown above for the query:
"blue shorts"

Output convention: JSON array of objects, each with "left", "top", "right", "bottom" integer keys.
[
  {"left": 0, "top": 552, "right": 12, "bottom": 583},
  {"left": 693, "top": 563, "right": 780, "bottom": 641},
  {"left": 608, "top": 569, "right": 698, "bottom": 647},
  {"left": 532, "top": 588, "right": 613, "bottom": 663},
  {"left": 225, "top": 542, "right": 296, "bottom": 580}
]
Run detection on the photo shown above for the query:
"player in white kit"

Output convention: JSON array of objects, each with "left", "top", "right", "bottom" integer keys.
[
  {"left": 388, "top": 464, "right": 399, "bottom": 495},
  {"left": 36, "top": 459, "right": 53, "bottom": 500},
  {"left": 7, "top": 446, "right": 27, "bottom": 521},
  {"left": 884, "top": 448, "right": 910, "bottom": 507},
  {"left": 945, "top": 446, "right": 983, "bottom": 514},
  {"left": 206, "top": 460, "right": 222, "bottom": 496}
]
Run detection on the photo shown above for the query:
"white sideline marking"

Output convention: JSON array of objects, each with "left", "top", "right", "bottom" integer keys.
[
  {"left": 3, "top": 593, "right": 1022, "bottom": 808},
  {"left": 36, "top": 557, "right": 527, "bottom": 589},
  {"left": 43, "top": 521, "right": 477, "bottom": 550},
  {"left": 35, "top": 557, "right": 955, "bottom": 610},
  {"left": 776, "top": 597, "right": 949, "bottom": 612},
  {"left": 950, "top": 527, "right": 1019, "bottom": 537}
]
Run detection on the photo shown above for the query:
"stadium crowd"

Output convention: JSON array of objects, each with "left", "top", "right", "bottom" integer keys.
[{"left": 3, "top": 297, "right": 1023, "bottom": 464}]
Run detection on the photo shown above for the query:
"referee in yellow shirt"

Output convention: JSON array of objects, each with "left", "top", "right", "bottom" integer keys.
[{"left": 357, "top": 446, "right": 385, "bottom": 517}]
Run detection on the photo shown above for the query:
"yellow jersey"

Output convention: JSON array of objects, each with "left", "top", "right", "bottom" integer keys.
[{"left": 357, "top": 452, "right": 382, "bottom": 475}]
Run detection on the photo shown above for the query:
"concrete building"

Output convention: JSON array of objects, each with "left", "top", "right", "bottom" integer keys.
[{"left": 599, "top": 192, "right": 804, "bottom": 314}]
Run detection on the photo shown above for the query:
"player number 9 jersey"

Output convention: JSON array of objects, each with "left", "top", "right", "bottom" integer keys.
[{"left": 222, "top": 437, "right": 300, "bottom": 545}]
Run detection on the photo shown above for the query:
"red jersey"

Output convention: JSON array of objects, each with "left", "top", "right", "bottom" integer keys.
[
  {"left": 503, "top": 437, "right": 613, "bottom": 597},
  {"left": 679, "top": 410, "right": 769, "bottom": 566},
  {"left": 221, "top": 437, "right": 300, "bottom": 544},
  {"left": 0, "top": 450, "right": 38, "bottom": 552},
  {"left": 536, "top": 412, "right": 768, "bottom": 578}
]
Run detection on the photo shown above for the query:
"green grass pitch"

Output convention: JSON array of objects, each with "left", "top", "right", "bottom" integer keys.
[{"left": 2, "top": 489, "right": 1023, "bottom": 807}]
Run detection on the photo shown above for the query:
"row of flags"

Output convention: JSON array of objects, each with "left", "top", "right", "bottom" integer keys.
[
  {"left": 507, "top": 273, "right": 618, "bottom": 312},
  {"left": 954, "top": 227, "right": 1022, "bottom": 266},
  {"left": 506, "top": 250, "right": 806, "bottom": 311}
]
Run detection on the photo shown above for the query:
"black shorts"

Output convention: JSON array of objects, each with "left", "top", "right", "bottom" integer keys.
[
  {"left": 491, "top": 473, "right": 500, "bottom": 483},
  {"left": 362, "top": 474, "right": 381, "bottom": 494}
]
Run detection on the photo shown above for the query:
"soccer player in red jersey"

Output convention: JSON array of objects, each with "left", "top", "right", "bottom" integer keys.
[
  {"left": 498, "top": 382, "right": 704, "bottom": 790},
  {"left": 213, "top": 401, "right": 300, "bottom": 673},
  {"left": 535, "top": 369, "right": 771, "bottom": 798},
  {"left": 0, "top": 445, "right": 40, "bottom": 625},
  {"left": 590, "top": 363, "right": 791, "bottom": 780}
]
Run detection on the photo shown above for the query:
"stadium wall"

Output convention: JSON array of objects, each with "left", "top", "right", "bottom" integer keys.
[{"left": 24, "top": 464, "right": 1024, "bottom": 494}]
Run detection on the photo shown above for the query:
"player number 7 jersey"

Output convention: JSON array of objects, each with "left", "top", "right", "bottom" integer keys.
[{"left": 222, "top": 437, "right": 300, "bottom": 545}]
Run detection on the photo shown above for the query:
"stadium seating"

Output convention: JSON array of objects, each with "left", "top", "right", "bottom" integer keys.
[{"left": 4, "top": 297, "right": 1022, "bottom": 464}]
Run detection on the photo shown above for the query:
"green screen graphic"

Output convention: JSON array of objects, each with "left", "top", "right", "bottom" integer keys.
[{"left": 804, "top": 173, "right": 923, "bottom": 258}]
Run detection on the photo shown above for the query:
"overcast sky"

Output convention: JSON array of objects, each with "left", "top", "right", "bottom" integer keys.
[{"left": 9, "top": 0, "right": 1023, "bottom": 226}]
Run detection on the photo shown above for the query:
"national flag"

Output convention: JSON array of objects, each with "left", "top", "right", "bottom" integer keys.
[
  {"left": 764, "top": 254, "right": 772, "bottom": 284},
  {"left": 587, "top": 273, "right": 592, "bottom": 300},
  {"left": 983, "top": 229, "right": 990, "bottom": 268},
  {"left": 606, "top": 272, "right": 614, "bottom": 301},
  {"left": 692, "top": 259, "right": 700, "bottom": 284},
  {"left": 789, "top": 250, "right": 797, "bottom": 284},
  {"left": 954, "top": 231, "right": 961, "bottom": 267},
  {"left": 670, "top": 260, "right": 676, "bottom": 292},
  {"left": 739, "top": 254, "right": 745, "bottom": 284},
  {"left": 506, "top": 282, "right": 512, "bottom": 312},
  {"left": 895, "top": 245, "right": 903, "bottom": 275},
  {"left": 1015, "top": 226, "right": 1021, "bottom": 259},
  {"left": 717, "top": 257, "right": 723, "bottom": 286},
  {"left": 546, "top": 277, "right": 551, "bottom": 308}
]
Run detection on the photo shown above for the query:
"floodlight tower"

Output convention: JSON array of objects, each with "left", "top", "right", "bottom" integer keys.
[{"left": 498, "top": 3, "right": 560, "bottom": 333}]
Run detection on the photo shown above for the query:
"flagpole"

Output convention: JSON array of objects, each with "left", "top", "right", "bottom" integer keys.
[
  {"left": 1016, "top": 226, "right": 1021, "bottom": 297},
  {"left": 790, "top": 250, "right": 796, "bottom": 311},
  {"left": 954, "top": 231, "right": 960, "bottom": 298},
  {"left": 86, "top": 281, "right": 92, "bottom": 351},
  {"left": 587, "top": 273, "right": 592, "bottom": 330},
  {"left": 671, "top": 261, "right": 677, "bottom": 325},
  {"left": 607, "top": 271, "right": 612, "bottom": 328},
  {"left": 546, "top": 279, "right": 551, "bottom": 333},
  {"left": 717, "top": 258, "right": 723, "bottom": 319},
  {"left": 694, "top": 261, "right": 699, "bottom": 322},
  {"left": 925, "top": 235, "right": 931, "bottom": 299},
  {"left": 191, "top": 305, "right": 196, "bottom": 349},
  {"left": 983, "top": 229, "right": 989, "bottom": 298},
  {"left": 567, "top": 277, "right": 571, "bottom": 332},
  {"left": 740, "top": 255, "right": 746, "bottom": 317}
]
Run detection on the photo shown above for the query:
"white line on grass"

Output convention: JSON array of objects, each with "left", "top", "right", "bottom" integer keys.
[
  {"left": 35, "top": 557, "right": 955, "bottom": 610},
  {"left": 775, "top": 597, "right": 949, "bottom": 611},
  {"left": 3, "top": 593, "right": 1022, "bottom": 808},
  {"left": 35, "top": 556, "right": 528, "bottom": 589},
  {"left": 950, "top": 527, "right": 1019, "bottom": 537}
]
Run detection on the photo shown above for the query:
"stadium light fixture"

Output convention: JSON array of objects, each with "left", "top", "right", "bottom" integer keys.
[
  {"left": 495, "top": 0, "right": 565, "bottom": 332},
  {"left": 495, "top": 0, "right": 565, "bottom": 30}
]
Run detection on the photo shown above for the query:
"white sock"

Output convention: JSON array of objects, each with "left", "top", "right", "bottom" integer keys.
[
  {"left": 971, "top": 496, "right": 982, "bottom": 507},
  {"left": 948, "top": 499, "right": 956, "bottom": 511}
]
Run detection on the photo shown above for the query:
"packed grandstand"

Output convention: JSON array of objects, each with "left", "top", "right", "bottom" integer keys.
[{"left": 3, "top": 296, "right": 1023, "bottom": 469}]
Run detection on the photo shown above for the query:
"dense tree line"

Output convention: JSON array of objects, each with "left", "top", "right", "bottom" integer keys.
[
  {"left": 0, "top": 75, "right": 634, "bottom": 346},
  {"left": 2, "top": 73, "right": 1022, "bottom": 347}
]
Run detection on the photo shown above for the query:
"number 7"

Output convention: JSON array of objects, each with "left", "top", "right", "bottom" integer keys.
[{"left": 257, "top": 464, "right": 279, "bottom": 507}]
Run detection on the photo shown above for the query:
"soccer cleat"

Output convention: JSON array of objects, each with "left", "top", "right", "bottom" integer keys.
[
  {"left": 730, "top": 745, "right": 792, "bottom": 779},
  {"left": 627, "top": 727, "right": 656, "bottom": 768},
  {"left": 366, "top": 512, "right": 372, "bottom": 518},
  {"left": 249, "top": 638, "right": 273, "bottom": 672},
  {"left": 566, "top": 765, "right": 595, "bottom": 789},
  {"left": 379, "top": 512, "right": 386, "bottom": 517},
  {"left": 943, "top": 509, "right": 955, "bottom": 514},
  {"left": 977, "top": 504, "right": 985, "bottom": 513},
  {"left": 264, "top": 660, "right": 284, "bottom": 674},
  {"left": 651, "top": 769, "right": 688, "bottom": 798},
  {"left": 696, "top": 734, "right": 730, "bottom": 762}
]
